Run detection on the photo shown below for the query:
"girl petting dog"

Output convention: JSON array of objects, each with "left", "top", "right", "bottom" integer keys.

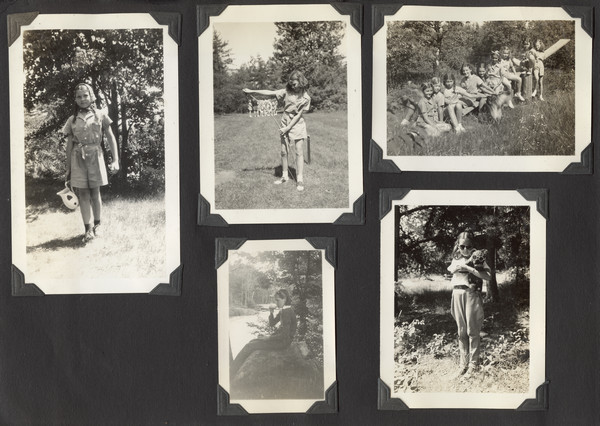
[
  {"left": 243, "top": 70, "right": 311, "bottom": 192},
  {"left": 447, "top": 231, "right": 491, "bottom": 378},
  {"left": 62, "top": 82, "right": 119, "bottom": 244}
]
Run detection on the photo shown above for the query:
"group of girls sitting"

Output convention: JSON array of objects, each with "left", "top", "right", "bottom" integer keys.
[{"left": 398, "top": 38, "right": 546, "bottom": 136}]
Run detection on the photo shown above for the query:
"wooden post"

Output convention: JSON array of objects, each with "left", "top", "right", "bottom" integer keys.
[{"left": 522, "top": 73, "right": 533, "bottom": 101}]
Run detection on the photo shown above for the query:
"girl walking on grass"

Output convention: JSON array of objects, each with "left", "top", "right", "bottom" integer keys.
[
  {"left": 243, "top": 70, "right": 311, "bottom": 192},
  {"left": 62, "top": 82, "right": 119, "bottom": 243},
  {"left": 447, "top": 231, "right": 491, "bottom": 378}
]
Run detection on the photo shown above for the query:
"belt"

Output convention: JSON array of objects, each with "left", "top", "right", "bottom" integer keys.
[{"left": 453, "top": 285, "right": 480, "bottom": 291}]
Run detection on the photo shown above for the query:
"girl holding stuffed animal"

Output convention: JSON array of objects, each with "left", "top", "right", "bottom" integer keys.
[
  {"left": 243, "top": 70, "right": 311, "bottom": 192},
  {"left": 447, "top": 231, "right": 491, "bottom": 377},
  {"left": 62, "top": 82, "right": 119, "bottom": 244}
]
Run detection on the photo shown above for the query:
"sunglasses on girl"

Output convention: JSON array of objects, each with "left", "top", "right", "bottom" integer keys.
[{"left": 460, "top": 245, "right": 473, "bottom": 250}]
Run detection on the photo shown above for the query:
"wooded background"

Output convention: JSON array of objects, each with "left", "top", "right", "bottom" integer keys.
[
  {"left": 395, "top": 205, "right": 530, "bottom": 302},
  {"left": 23, "top": 29, "right": 165, "bottom": 193},
  {"left": 229, "top": 250, "right": 324, "bottom": 363},
  {"left": 387, "top": 20, "right": 575, "bottom": 87},
  {"left": 213, "top": 21, "right": 347, "bottom": 114}
]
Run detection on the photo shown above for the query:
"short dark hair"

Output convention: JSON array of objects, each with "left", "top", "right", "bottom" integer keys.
[{"left": 274, "top": 289, "right": 292, "bottom": 305}]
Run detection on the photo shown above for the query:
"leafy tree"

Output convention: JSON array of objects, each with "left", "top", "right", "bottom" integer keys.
[
  {"left": 23, "top": 29, "right": 165, "bottom": 191},
  {"left": 273, "top": 21, "right": 347, "bottom": 110},
  {"left": 388, "top": 20, "right": 576, "bottom": 88},
  {"left": 229, "top": 250, "right": 324, "bottom": 361},
  {"left": 395, "top": 205, "right": 530, "bottom": 302}
]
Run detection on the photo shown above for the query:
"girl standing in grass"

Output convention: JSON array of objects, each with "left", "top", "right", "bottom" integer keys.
[
  {"left": 447, "top": 231, "right": 491, "bottom": 377},
  {"left": 62, "top": 82, "right": 119, "bottom": 243},
  {"left": 531, "top": 39, "right": 546, "bottom": 101},
  {"left": 441, "top": 74, "right": 466, "bottom": 133},
  {"left": 415, "top": 82, "right": 452, "bottom": 137},
  {"left": 243, "top": 70, "right": 311, "bottom": 192}
]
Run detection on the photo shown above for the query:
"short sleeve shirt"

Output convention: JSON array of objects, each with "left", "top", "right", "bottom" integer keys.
[
  {"left": 432, "top": 92, "right": 445, "bottom": 110},
  {"left": 416, "top": 97, "right": 438, "bottom": 124},
  {"left": 275, "top": 88, "right": 311, "bottom": 140},
  {"left": 62, "top": 110, "right": 112, "bottom": 145},
  {"left": 460, "top": 74, "right": 484, "bottom": 94}
]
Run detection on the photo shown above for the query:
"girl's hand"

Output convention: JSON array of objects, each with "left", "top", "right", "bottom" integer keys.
[
  {"left": 242, "top": 88, "right": 251, "bottom": 94},
  {"left": 109, "top": 161, "right": 120, "bottom": 173},
  {"left": 279, "top": 126, "right": 290, "bottom": 135}
]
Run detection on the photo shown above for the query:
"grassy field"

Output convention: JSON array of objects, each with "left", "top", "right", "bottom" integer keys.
[
  {"left": 394, "top": 272, "right": 530, "bottom": 393},
  {"left": 388, "top": 71, "right": 575, "bottom": 156},
  {"left": 25, "top": 178, "right": 166, "bottom": 281},
  {"left": 214, "top": 110, "right": 348, "bottom": 210}
]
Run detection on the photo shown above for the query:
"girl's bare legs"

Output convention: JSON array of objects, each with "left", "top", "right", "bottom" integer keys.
[
  {"left": 295, "top": 139, "right": 305, "bottom": 191},
  {"left": 90, "top": 187, "right": 102, "bottom": 235},
  {"left": 77, "top": 188, "right": 94, "bottom": 242},
  {"left": 538, "top": 76, "right": 544, "bottom": 101},
  {"left": 275, "top": 139, "right": 289, "bottom": 184},
  {"left": 447, "top": 104, "right": 460, "bottom": 130},
  {"left": 78, "top": 188, "right": 92, "bottom": 225},
  {"left": 532, "top": 69, "right": 540, "bottom": 97}
]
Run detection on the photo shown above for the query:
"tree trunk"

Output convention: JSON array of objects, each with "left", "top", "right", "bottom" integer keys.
[
  {"left": 120, "top": 100, "right": 129, "bottom": 181},
  {"left": 394, "top": 207, "right": 400, "bottom": 282},
  {"left": 485, "top": 237, "right": 500, "bottom": 302}
]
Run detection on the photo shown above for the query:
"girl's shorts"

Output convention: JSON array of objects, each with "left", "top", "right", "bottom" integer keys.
[{"left": 71, "top": 143, "right": 108, "bottom": 189}]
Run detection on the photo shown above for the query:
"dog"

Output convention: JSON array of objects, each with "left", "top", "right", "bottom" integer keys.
[
  {"left": 465, "top": 249, "right": 488, "bottom": 291},
  {"left": 485, "top": 92, "right": 512, "bottom": 122}
]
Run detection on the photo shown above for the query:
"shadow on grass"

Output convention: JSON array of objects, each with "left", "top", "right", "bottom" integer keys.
[{"left": 27, "top": 235, "right": 83, "bottom": 252}]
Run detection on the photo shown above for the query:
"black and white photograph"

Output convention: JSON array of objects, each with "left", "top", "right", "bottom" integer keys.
[
  {"left": 217, "top": 239, "right": 336, "bottom": 413},
  {"left": 380, "top": 190, "right": 546, "bottom": 409},
  {"left": 372, "top": 6, "right": 592, "bottom": 172},
  {"left": 9, "top": 14, "right": 180, "bottom": 294},
  {"left": 199, "top": 4, "right": 362, "bottom": 224}
]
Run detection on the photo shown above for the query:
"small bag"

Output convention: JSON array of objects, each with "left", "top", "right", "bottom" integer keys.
[{"left": 57, "top": 182, "right": 79, "bottom": 210}]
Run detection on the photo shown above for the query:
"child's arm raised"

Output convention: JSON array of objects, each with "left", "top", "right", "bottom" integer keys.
[{"left": 243, "top": 88, "right": 278, "bottom": 97}]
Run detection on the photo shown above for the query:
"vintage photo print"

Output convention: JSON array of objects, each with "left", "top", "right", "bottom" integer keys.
[
  {"left": 217, "top": 239, "right": 336, "bottom": 413},
  {"left": 9, "top": 14, "right": 180, "bottom": 294},
  {"left": 372, "top": 6, "right": 592, "bottom": 172},
  {"left": 199, "top": 4, "right": 362, "bottom": 224},
  {"left": 380, "top": 190, "right": 546, "bottom": 409}
]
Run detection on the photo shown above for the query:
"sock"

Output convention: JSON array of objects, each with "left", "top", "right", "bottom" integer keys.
[
  {"left": 94, "top": 220, "right": 101, "bottom": 227},
  {"left": 85, "top": 223, "right": 92, "bottom": 232},
  {"left": 297, "top": 175, "right": 303, "bottom": 182}
]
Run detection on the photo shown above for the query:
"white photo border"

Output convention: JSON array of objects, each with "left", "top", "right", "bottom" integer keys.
[
  {"left": 9, "top": 13, "right": 181, "bottom": 294},
  {"left": 379, "top": 190, "right": 546, "bottom": 409},
  {"left": 217, "top": 239, "right": 337, "bottom": 414},
  {"left": 198, "top": 4, "right": 363, "bottom": 224},
  {"left": 372, "top": 6, "right": 592, "bottom": 172}
]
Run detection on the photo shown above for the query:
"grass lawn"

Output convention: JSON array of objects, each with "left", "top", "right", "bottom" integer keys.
[
  {"left": 388, "top": 71, "right": 575, "bottom": 156},
  {"left": 214, "top": 110, "right": 349, "bottom": 210},
  {"left": 25, "top": 178, "right": 166, "bottom": 281},
  {"left": 394, "top": 273, "right": 530, "bottom": 393}
]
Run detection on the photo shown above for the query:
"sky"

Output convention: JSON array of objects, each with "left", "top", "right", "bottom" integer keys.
[{"left": 214, "top": 22, "right": 278, "bottom": 69}]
